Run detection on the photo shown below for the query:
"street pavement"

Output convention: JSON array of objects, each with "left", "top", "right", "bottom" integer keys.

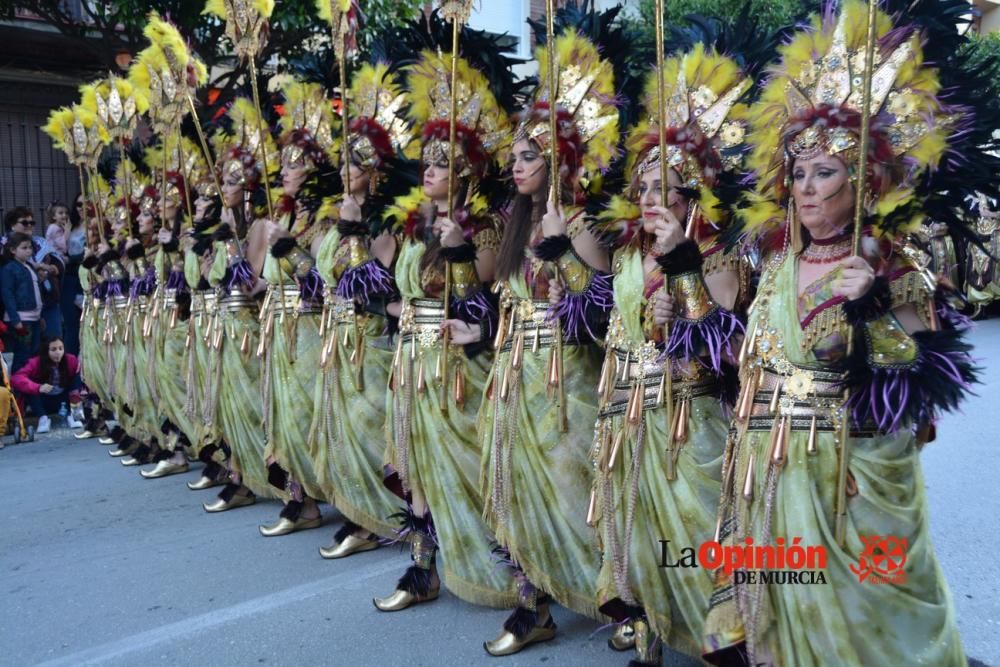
[{"left": 2, "top": 319, "right": 999, "bottom": 667}]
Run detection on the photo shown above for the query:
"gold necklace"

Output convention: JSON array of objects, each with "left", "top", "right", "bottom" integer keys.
[{"left": 800, "top": 233, "right": 852, "bottom": 264}]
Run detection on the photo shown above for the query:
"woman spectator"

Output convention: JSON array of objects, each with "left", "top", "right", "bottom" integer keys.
[{"left": 11, "top": 336, "right": 82, "bottom": 434}]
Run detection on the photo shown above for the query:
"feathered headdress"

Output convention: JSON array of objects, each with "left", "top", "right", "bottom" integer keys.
[
  {"left": 406, "top": 50, "right": 510, "bottom": 180},
  {"left": 737, "top": 0, "right": 957, "bottom": 246},
  {"left": 42, "top": 106, "right": 109, "bottom": 169},
  {"left": 79, "top": 76, "right": 148, "bottom": 143},
  {"left": 202, "top": 0, "right": 274, "bottom": 62},
  {"left": 277, "top": 79, "right": 338, "bottom": 167},
  {"left": 515, "top": 31, "right": 619, "bottom": 186},
  {"left": 215, "top": 97, "right": 279, "bottom": 191},
  {"left": 347, "top": 63, "right": 416, "bottom": 170},
  {"left": 129, "top": 12, "right": 209, "bottom": 133}
]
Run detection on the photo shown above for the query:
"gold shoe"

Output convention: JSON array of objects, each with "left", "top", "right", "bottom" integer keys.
[
  {"left": 140, "top": 460, "right": 189, "bottom": 479},
  {"left": 74, "top": 430, "right": 98, "bottom": 440},
  {"left": 484, "top": 618, "right": 557, "bottom": 656},
  {"left": 203, "top": 493, "right": 255, "bottom": 513},
  {"left": 372, "top": 586, "right": 439, "bottom": 612},
  {"left": 319, "top": 533, "right": 380, "bottom": 559},
  {"left": 187, "top": 476, "right": 223, "bottom": 491},
  {"left": 99, "top": 436, "right": 116, "bottom": 445},
  {"left": 258, "top": 515, "right": 322, "bottom": 537},
  {"left": 120, "top": 456, "right": 141, "bottom": 467},
  {"left": 108, "top": 447, "right": 129, "bottom": 457},
  {"left": 608, "top": 621, "right": 636, "bottom": 651}
]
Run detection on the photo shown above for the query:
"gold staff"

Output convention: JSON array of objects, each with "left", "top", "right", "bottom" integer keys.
[{"left": 835, "top": 0, "right": 879, "bottom": 547}]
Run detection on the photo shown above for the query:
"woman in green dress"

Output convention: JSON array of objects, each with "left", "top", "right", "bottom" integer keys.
[
  {"left": 592, "top": 45, "right": 752, "bottom": 666},
  {"left": 479, "top": 30, "right": 618, "bottom": 656},
  {"left": 372, "top": 50, "right": 518, "bottom": 615},
  {"left": 702, "top": 4, "right": 985, "bottom": 665}
]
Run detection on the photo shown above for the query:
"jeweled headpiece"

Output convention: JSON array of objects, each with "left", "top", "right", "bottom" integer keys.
[
  {"left": 347, "top": 63, "right": 415, "bottom": 171},
  {"left": 214, "top": 97, "right": 279, "bottom": 190},
  {"left": 406, "top": 50, "right": 510, "bottom": 180},
  {"left": 515, "top": 31, "right": 619, "bottom": 183},
  {"left": 277, "top": 79, "right": 337, "bottom": 169}
]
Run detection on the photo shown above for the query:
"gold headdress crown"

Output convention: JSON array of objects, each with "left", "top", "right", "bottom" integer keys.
[
  {"left": 215, "top": 97, "right": 279, "bottom": 189},
  {"left": 406, "top": 50, "right": 510, "bottom": 179},
  {"left": 42, "top": 106, "right": 109, "bottom": 169},
  {"left": 516, "top": 31, "right": 619, "bottom": 180},
  {"left": 347, "top": 63, "right": 416, "bottom": 170},
  {"left": 202, "top": 0, "right": 274, "bottom": 62},
  {"left": 277, "top": 79, "right": 338, "bottom": 168},
  {"left": 79, "top": 76, "right": 148, "bottom": 143}
]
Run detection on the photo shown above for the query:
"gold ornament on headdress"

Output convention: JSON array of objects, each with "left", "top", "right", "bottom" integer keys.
[
  {"left": 348, "top": 63, "right": 416, "bottom": 169},
  {"left": 216, "top": 97, "right": 280, "bottom": 192},
  {"left": 202, "top": 0, "right": 273, "bottom": 63},
  {"left": 516, "top": 30, "right": 619, "bottom": 182},
  {"left": 79, "top": 76, "right": 148, "bottom": 143},
  {"left": 277, "top": 79, "right": 338, "bottom": 167}
]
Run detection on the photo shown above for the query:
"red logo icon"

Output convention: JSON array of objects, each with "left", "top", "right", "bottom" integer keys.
[{"left": 850, "top": 535, "right": 908, "bottom": 584}]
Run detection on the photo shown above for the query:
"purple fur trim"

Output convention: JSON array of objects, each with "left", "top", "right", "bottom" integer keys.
[
  {"left": 335, "top": 259, "right": 394, "bottom": 305},
  {"left": 130, "top": 264, "right": 157, "bottom": 298},
  {"left": 104, "top": 280, "right": 124, "bottom": 298},
  {"left": 92, "top": 282, "right": 107, "bottom": 300},
  {"left": 297, "top": 267, "right": 324, "bottom": 302},
  {"left": 165, "top": 269, "right": 188, "bottom": 292},
  {"left": 665, "top": 307, "right": 745, "bottom": 375},
  {"left": 224, "top": 258, "right": 256, "bottom": 293},
  {"left": 451, "top": 289, "right": 496, "bottom": 340},
  {"left": 547, "top": 270, "right": 614, "bottom": 342}
]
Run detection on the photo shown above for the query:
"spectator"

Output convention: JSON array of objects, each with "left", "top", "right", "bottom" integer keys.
[
  {"left": 11, "top": 336, "right": 83, "bottom": 434},
  {"left": 60, "top": 195, "right": 88, "bottom": 355},
  {"left": 3, "top": 207, "right": 65, "bottom": 339},
  {"left": 44, "top": 202, "right": 70, "bottom": 257},
  {"left": 2, "top": 232, "right": 44, "bottom": 371}
]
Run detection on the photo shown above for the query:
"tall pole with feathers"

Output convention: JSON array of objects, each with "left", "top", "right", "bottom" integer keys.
[
  {"left": 318, "top": 1, "right": 359, "bottom": 197},
  {"left": 835, "top": 0, "right": 879, "bottom": 547}
]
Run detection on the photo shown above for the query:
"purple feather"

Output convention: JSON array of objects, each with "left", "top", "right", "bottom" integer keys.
[
  {"left": 224, "top": 258, "right": 256, "bottom": 293},
  {"left": 297, "top": 266, "right": 324, "bottom": 302},
  {"left": 165, "top": 269, "right": 188, "bottom": 293},
  {"left": 665, "top": 306, "right": 745, "bottom": 375},
  {"left": 130, "top": 264, "right": 157, "bottom": 298},
  {"left": 548, "top": 270, "right": 614, "bottom": 342},
  {"left": 938, "top": 302, "right": 973, "bottom": 331},
  {"left": 335, "top": 259, "right": 394, "bottom": 305},
  {"left": 451, "top": 290, "right": 496, "bottom": 340}
]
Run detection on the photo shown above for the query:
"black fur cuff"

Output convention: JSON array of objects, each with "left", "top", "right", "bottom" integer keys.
[
  {"left": 98, "top": 249, "right": 120, "bottom": 263},
  {"left": 337, "top": 220, "right": 369, "bottom": 238},
  {"left": 82, "top": 255, "right": 99, "bottom": 270},
  {"left": 655, "top": 240, "right": 702, "bottom": 276},
  {"left": 213, "top": 225, "right": 234, "bottom": 242},
  {"left": 192, "top": 237, "right": 213, "bottom": 256},
  {"left": 440, "top": 242, "right": 477, "bottom": 264},
  {"left": 161, "top": 238, "right": 179, "bottom": 252},
  {"left": 842, "top": 276, "right": 891, "bottom": 326},
  {"left": 271, "top": 237, "right": 297, "bottom": 259},
  {"left": 193, "top": 219, "right": 216, "bottom": 233},
  {"left": 196, "top": 277, "right": 211, "bottom": 291},
  {"left": 125, "top": 243, "right": 146, "bottom": 260},
  {"left": 533, "top": 234, "right": 572, "bottom": 261}
]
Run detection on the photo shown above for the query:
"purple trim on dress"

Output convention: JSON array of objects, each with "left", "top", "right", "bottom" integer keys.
[
  {"left": 335, "top": 259, "right": 394, "bottom": 305},
  {"left": 130, "top": 264, "right": 157, "bottom": 298},
  {"left": 665, "top": 306, "right": 744, "bottom": 375},
  {"left": 165, "top": 269, "right": 188, "bottom": 293},
  {"left": 548, "top": 270, "right": 614, "bottom": 342},
  {"left": 297, "top": 267, "right": 324, "bottom": 302},
  {"left": 224, "top": 258, "right": 256, "bottom": 293},
  {"left": 938, "top": 302, "right": 973, "bottom": 331},
  {"left": 451, "top": 289, "right": 496, "bottom": 340}
]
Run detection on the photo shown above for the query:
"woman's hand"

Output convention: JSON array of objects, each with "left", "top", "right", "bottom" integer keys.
[
  {"left": 266, "top": 220, "right": 292, "bottom": 247},
  {"left": 434, "top": 217, "right": 465, "bottom": 248},
  {"left": 97, "top": 242, "right": 109, "bottom": 255},
  {"left": 386, "top": 301, "right": 402, "bottom": 319},
  {"left": 541, "top": 198, "right": 566, "bottom": 237},
  {"left": 340, "top": 194, "right": 362, "bottom": 222},
  {"left": 832, "top": 255, "right": 876, "bottom": 301},
  {"left": 440, "top": 319, "right": 481, "bottom": 345},
  {"left": 548, "top": 279, "right": 564, "bottom": 306},
  {"left": 39, "top": 383, "right": 54, "bottom": 395},
  {"left": 650, "top": 207, "right": 685, "bottom": 256},
  {"left": 125, "top": 238, "right": 139, "bottom": 251},
  {"left": 157, "top": 228, "right": 174, "bottom": 246},
  {"left": 652, "top": 292, "right": 676, "bottom": 327}
]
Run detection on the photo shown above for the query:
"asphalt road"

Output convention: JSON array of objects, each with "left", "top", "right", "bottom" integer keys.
[{"left": 1, "top": 319, "right": 998, "bottom": 667}]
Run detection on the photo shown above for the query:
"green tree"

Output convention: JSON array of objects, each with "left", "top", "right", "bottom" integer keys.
[
  {"left": 624, "top": 0, "right": 808, "bottom": 41},
  {"left": 962, "top": 31, "right": 1000, "bottom": 101}
]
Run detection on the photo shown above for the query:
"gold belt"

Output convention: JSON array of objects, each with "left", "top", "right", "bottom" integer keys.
[
  {"left": 328, "top": 295, "right": 357, "bottom": 326},
  {"left": 399, "top": 298, "right": 446, "bottom": 348},
  {"left": 190, "top": 291, "right": 218, "bottom": 315},
  {"left": 600, "top": 346, "right": 718, "bottom": 418},
  {"left": 219, "top": 293, "right": 258, "bottom": 313},
  {"left": 267, "top": 284, "right": 322, "bottom": 314},
  {"left": 499, "top": 298, "right": 557, "bottom": 352},
  {"left": 745, "top": 365, "right": 875, "bottom": 435}
]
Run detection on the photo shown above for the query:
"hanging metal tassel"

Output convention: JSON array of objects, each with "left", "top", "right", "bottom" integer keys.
[
  {"left": 493, "top": 306, "right": 507, "bottom": 349},
  {"left": 499, "top": 356, "right": 511, "bottom": 401},
  {"left": 586, "top": 487, "right": 598, "bottom": 526},
  {"left": 607, "top": 428, "right": 626, "bottom": 471},
  {"left": 415, "top": 356, "right": 426, "bottom": 393},
  {"left": 739, "top": 324, "right": 757, "bottom": 366},
  {"left": 435, "top": 348, "right": 444, "bottom": 382},
  {"left": 771, "top": 415, "right": 789, "bottom": 466},
  {"left": 453, "top": 365, "right": 465, "bottom": 407},
  {"left": 532, "top": 325, "right": 540, "bottom": 354},
  {"left": 240, "top": 329, "right": 251, "bottom": 357},
  {"left": 807, "top": 415, "right": 818, "bottom": 455},
  {"left": 742, "top": 451, "right": 756, "bottom": 501},
  {"left": 769, "top": 380, "right": 783, "bottom": 414},
  {"left": 596, "top": 351, "right": 613, "bottom": 402},
  {"left": 626, "top": 382, "right": 643, "bottom": 425},
  {"left": 511, "top": 330, "right": 525, "bottom": 371},
  {"left": 674, "top": 397, "right": 689, "bottom": 444}
]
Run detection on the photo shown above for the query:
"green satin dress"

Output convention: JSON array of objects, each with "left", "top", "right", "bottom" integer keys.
[{"left": 385, "top": 237, "right": 518, "bottom": 608}]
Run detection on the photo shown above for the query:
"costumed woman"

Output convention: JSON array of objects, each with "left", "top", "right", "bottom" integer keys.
[
  {"left": 259, "top": 78, "right": 340, "bottom": 537},
  {"left": 702, "top": 3, "right": 989, "bottom": 665},
  {"left": 479, "top": 29, "right": 618, "bottom": 655},
  {"left": 201, "top": 99, "right": 283, "bottom": 515},
  {"left": 593, "top": 43, "right": 753, "bottom": 666},
  {"left": 373, "top": 48, "right": 518, "bottom": 614},
  {"left": 310, "top": 62, "right": 418, "bottom": 558}
]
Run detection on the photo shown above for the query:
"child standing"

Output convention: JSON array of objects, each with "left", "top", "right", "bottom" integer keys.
[{"left": 2, "top": 232, "right": 44, "bottom": 372}]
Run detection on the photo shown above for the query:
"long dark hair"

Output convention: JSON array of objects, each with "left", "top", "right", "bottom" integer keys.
[{"left": 37, "top": 336, "right": 71, "bottom": 388}]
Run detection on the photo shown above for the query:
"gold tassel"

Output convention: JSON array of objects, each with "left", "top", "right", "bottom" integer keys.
[
  {"left": 494, "top": 308, "right": 507, "bottom": 349},
  {"left": 597, "top": 352, "right": 613, "bottom": 402},
  {"left": 453, "top": 366, "right": 465, "bottom": 407},
  {"left": 607, "top": 428, "right": 625, "bottom": 471},
  {"left": 626, "top": 382, "right": 643, "bottom": 425},
  {"left": 499, "top": 357, "right": 511, "bottom": 401},
  {"left": 318, "top": 307, "right": 328, "bottom": 339},
  {"left": 674, "top": 397, "right": 689, "bottom": 444},
  {"left": 547, "top": 344, "right": 560, "bottom": 388},
  {"left": 737, "top": 367, "right": 759, "bottom": 421},
  {"left": 354, "top": 339, "right": 365, "bottom": 392},
  {"left": 435, "top": 348, "right": 444, "bottom": 381},
  {"left": 771, "top": 415, "right": 789, "bottom": 466},
  {"left": 185, "top": 324, "right": 192, "bottom": 350},
  {"left": 240, "top": 329, "right": 250, "bottom": 356},
  {"left": 586, "top": 488, "right": 598, "bottom": 526},
  {"left": 169, "top": 307, "right": 178, "bottom": 329},
  {"left": 532, "top": 325, "right": 540, "bottom": 354},
  {"left": 742, "top": 451, "right": 756, "bottom": 501},
  {"left": 619, "top": 350, "right": 631, "bottom": 382},
  {"left": 415, "top": 357, "right": 425, "bottom": 393},
  {"left": 738, "top": 324, "right": 756, "bottom": 366},
  {"left": 511, "top": 330, "right": 525, "bottom": 370},
  {"left": 769, "top": 379, "right": 782, "bottom": 414},
  {"left": 807, "top": 415, "right": 818, "bottom": 455}
]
